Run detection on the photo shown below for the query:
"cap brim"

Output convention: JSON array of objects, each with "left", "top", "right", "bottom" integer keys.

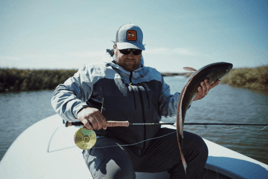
[{"left": 117, "top": 42, "right": 145, "bottom": 50}]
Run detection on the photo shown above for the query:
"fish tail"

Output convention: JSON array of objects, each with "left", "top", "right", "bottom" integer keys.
[
  {"left": 177, "top": 133, "right": 187, "bottom": 174},
  {"left": 180, "top": 126, "right": 184, "bottom": 138},
  {"left": 178, "top": 136, "right": 187, "bottom": 174}
]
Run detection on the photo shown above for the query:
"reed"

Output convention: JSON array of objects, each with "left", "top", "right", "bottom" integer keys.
[
  {"left": 221, "top": 65, "right": 268, "bottom": 91},
  {"left": 0, "top": 68, "right": 77, "bottom": 93},
  {"left": 1, "top": 66, "right": 267, "bottom": 93}
]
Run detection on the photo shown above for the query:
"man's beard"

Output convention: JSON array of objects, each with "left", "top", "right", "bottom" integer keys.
[{"left": 122, "top": 59, "right": 140, "bottom": 71}]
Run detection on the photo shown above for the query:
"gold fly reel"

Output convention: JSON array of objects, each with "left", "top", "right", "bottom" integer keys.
[{"left": 74, "top": 127, "right": 97, "bottom": 150}]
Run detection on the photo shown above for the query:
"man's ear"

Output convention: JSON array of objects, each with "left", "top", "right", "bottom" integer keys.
[{"left": 112, "top": 44, "right": 117, "bottom": 57}]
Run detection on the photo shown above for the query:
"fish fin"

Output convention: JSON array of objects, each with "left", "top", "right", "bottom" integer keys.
[{"left": 183, "top": 67, "right": 196, "bottom": 72}]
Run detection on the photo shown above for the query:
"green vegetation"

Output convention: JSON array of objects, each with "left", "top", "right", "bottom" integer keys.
[
  {"left": 1, "top": 66, "right": 267, "bottom": 93},
  {"left": 0, "top": 68, "right": 77, "bottom": 93},
  {"left": 221, "top": 65, "right": 268, "bottom": 91}
]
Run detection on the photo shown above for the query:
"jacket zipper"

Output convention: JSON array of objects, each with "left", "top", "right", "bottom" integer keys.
[
  {"left": 130, "top": 72, "right": 146, "bottom": 150},
  {"left": 130, "top": 86, "right": 137, "bottom": 110},
  {"left": 138, "top": 88, "right": 146, "bottom": 150},
  {"left": 129, "top": 72, "right": 133, "bottom": 85},
  {"left": 141, "top": 83, "right": 150, "bottom": 109},
  {"left": 129, "top": 72, "right": 137, "bottom": 110}
]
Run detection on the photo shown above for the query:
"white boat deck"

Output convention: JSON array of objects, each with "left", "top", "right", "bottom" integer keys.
[{"left": 0, "top": 114, "right": 267, "bottom": 179}]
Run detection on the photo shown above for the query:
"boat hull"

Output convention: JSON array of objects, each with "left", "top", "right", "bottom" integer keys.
[{"left": 0, "top": 115, "right": 267, "bottom": 179}]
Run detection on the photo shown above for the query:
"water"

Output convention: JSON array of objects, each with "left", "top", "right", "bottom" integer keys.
[
  {"left": 0, "top": 90, "right": 56, "bottom": 160},
  {"left": 0, "top": 76, "right": 268, "bottom": 164},
  {"left": 164, "top": 76, "right": 268, "bottom": 165}
]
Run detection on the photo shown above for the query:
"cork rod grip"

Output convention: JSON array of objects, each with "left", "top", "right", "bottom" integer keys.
[
  {"left": 65, "top": 121, "right": 130, "bottom": 128},
  {"left": 107, "top": 121, "right": 130, "bottom": 127}
]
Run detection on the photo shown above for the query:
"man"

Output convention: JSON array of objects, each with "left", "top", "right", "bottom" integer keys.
[{"left": 51, "top": 24, "right": 219, "bottom": 179}]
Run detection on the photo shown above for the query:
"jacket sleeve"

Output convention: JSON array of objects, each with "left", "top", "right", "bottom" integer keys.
[
  {"left": 51, "top": 65, "right": 93, "bottom": 122},
  {"left": 158, "top": 76, "right": 180, "bottom": 117}
]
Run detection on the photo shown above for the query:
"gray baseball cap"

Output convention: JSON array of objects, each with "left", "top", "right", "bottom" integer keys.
[{"left": 115, "top": 24, "right": 145, "bottom": 50}]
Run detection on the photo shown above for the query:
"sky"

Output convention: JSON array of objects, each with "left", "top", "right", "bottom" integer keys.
[{"left": 0, "top": 0, "right": 267, "bottom": 72}]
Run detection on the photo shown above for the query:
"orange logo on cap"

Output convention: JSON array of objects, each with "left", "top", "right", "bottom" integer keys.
[{"left": 126, "top": 30, "right": 137, "bottom": 41}]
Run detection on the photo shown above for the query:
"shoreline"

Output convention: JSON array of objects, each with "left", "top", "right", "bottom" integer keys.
[
  {"left": 0, "top": 68, "right": 189, "bottom": 93},
  {"left": 220, "top": 65, "right": 268, "bottom": 92},
  {"left": 0, "top": 66, "right": 267, "bottom": 93}
]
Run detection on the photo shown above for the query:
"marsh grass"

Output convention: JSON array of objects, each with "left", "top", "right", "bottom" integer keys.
[
  {"left": 1, "top": 66, "right": 267, "bottom": 93},
  {"left": 221, "top": 66, "right": 268, "bottom": 91},
  {"left": 0, "top": 68, "right": 77, "bottom": 93}
]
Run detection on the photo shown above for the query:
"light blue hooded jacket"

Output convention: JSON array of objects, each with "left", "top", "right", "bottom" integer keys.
[{"left": 51, "top": 51, "right": 180, "bottom": 150}]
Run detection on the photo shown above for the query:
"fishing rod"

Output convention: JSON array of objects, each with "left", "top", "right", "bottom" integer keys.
[
  {"left": 66, "top": 121, "right": 174, "bottom": 127},
  {"left": 181, "top": 123, "right": 268, "bottom": 126},
  {"left": 70, "top": 120, "right": 268, "bottom": 151},
  {"left": 65, "top": 121, "right": 268, "bottom": 128}
]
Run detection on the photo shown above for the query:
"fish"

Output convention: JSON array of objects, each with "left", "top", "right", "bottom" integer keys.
[
  {"left": 176, "top": 62, "right": 233, "bottom": 174},
  {"left": 183, "top": 67, "right": 197, "bottom": 72}
]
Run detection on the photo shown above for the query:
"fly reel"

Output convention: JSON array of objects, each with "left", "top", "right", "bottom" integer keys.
[{"left": 74, "top": 127, "right": 97, "bottom": 150}]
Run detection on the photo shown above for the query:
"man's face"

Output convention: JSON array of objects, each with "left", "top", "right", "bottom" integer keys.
[{"left": 114, "top": 47, "right": 142, "bottom": 72}]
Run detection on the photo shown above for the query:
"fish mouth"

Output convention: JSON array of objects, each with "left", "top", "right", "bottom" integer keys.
[
  {"left": 225, "top": 63, "right": 233, "bottom": 73},
  {"left": 228, "top": 63, "right": 233, "bottom": 70}
]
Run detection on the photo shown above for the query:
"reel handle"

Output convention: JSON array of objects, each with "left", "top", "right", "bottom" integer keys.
[{"left": 65, "top": 121, "right": 130, "bottom": 128}]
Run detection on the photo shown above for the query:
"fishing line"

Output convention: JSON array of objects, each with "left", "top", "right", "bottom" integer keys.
[
  {"left": 219, "top": 126, "right": 241, "bottom": 131},
  {"left": 70, "top": 121, "right": 268, "bottom": 150},
  {"left": 49, "top": 126, "right": 177, "bottom": 152},
  {"left": 201, "top": 158, "right": 220, "bottom": 179},
  {"left": 201, "top": 168, "right": 209, "bottom": 179},
  {"left": 190, "top": 124, "right": 268, "bottom": 131},
  {"left": 259, "top": 126, "right": 268, "bottom": 131},
  {"left": 93, "top": 131, "right": 177, "bottom": 149},
  {"left": 207, "top": 157, "right": 219, "bottom": 179},
  {"left": 218, "top": 125, "right": 268, "bottom": 131}
]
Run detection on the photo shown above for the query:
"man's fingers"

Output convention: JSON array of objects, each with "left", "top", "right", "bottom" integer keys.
[
  {"left": 89, "top": 115, "right": 102, "bottom": 130},
  {"left": 194, "top": 79, "right": 220, "bottom": 101},
  {"left": 97, "top": 113, "right": 107, "bottom": 130},
  {"left": 193, "top": 86, "right": 202, "bottom": 101},
  {"left": 204, "top": 79, "right": 210, "bottom": 93},
  {"left": 77, "top": 107, "right": 107, "bottom": 130},
  {"left": 211, "top": 80, "right": 220, "bottom": 88},
  {"left": 82, "top": 119, "right": 93, "bottom": 130},
  {"left": 200, "top": 81, "right": 207, "bottom": 96},
  {"left": 91, "top": 112, "right": 106, "bottom": 130},
  {"left": 88, "top": 111, "right": 107, "bottom": 130}
]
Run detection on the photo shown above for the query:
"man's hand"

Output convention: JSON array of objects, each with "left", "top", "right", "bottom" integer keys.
[
  {"left": 193, "top": 79, "right": 220, "bottom": 101},
  {"left": 77, "top": 107, "right": 107, "bottom": 130}
]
